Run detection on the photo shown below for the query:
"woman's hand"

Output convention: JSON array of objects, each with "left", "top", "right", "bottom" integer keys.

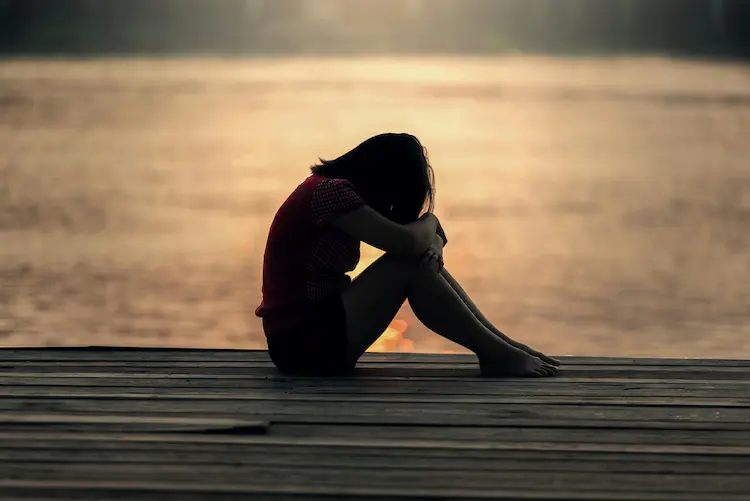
[
  {"left": 420, "top": 212, "right": 448, "bottom": 247},
  {"left": 406, "top": 214, "right": 438, "bottom": 256},
  {"left": 418, "top": 214, "right": 445, "bottom": 271},
  {"left": 421, "top": 233, "right": 444, "bottom": 271}
]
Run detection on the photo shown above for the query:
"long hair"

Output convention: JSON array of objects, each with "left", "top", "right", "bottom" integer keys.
[{"left": 311, "top": 133, "right": 435, "bottom": 224}]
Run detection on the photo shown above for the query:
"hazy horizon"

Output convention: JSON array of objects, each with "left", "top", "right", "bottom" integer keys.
[{"left": 2, "top": 0, "right": 750, "bottom": 58}]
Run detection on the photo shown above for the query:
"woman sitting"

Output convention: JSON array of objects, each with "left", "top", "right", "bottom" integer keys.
[{"left": 256, "top": 133, "right": 559, "bottom": 377}]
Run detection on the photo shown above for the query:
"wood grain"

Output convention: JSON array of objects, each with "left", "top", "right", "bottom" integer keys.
[{"left": 0, "top": 348, "right": 748, "bottom": 500}]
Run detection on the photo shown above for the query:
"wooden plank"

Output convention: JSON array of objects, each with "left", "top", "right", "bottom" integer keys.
[
  {"left": 2, "top": 448, "right": 749, "bottom": 476},
  {"left": 0, "top": 414, "right": 267, "bottom": 434},
  {"left": 274, "top": 422, "right": 750, "bottom": 447},
  {"left": 6, "top": 383, "right": 750, "bottom": 401},
  {"left": 2, "top": 390, "right": 750, "bottom": 408},
  {"left": 1, "top": 349, "right": 749, "bottom": 368},
  {"left": 1, "top": 397, "right": 749, "bottom": 425},
  {"left": 2, "top": 362, "right": 750, "bottom": 386},
  {"left": 2, "top": 372, "right": 748, "bottom": 388},
  {"left": 0, "top": 432, "right": 748, "bottom": 459},
  {"left": 0, "top": 463, "right": 748, "bottom": 494},
  {"left": 6, "top": 361, "right": 750, "bottom": 374},
  {"left": 5, "top": 360, "right": 750, "bottom": 371},
  {"left": 2, "top": 378, "right": 749, "bottom": 397},
  {"left": 1, "top": 366, "right": 749, "bottom": 381},
  {"left": 0, "top": 414, "right": 747, "bottom": 434},
  {"left": 365, "top": 354, "right": 750, "bottom": 367},
  {"left": 7, "top": 417, "right": 745, "bottom": 434},
  {"left": 3, "top": 480, "right": 750, "bottom": 501},
  {"left": 3, "top": 432, "right": 750, "bottom": 456},
  {"left": 3, "top": 422, "right": 749, "bottom": 447}
]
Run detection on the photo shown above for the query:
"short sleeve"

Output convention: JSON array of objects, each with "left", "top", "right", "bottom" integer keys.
[{"left": 311, "top": 178, "right": 366, "bottom": 226}]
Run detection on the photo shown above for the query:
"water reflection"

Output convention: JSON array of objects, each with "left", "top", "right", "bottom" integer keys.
[{"left": 1, "top": 57, "right": 749, "bottom": 357}]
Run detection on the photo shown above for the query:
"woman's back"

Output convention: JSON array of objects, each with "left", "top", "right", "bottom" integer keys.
[{"left": 255, "top": 174, "right": 365, "bottom": 336}]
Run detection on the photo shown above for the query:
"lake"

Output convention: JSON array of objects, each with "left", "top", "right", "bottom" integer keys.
[{"left": 2, "top": 56, "right": 749, "bottom": 357}]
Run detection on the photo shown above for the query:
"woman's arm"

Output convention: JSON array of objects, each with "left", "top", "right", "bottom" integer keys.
[
  {"left": 330, "top": 206, "right": 437, "bottom": 257},
  {"left": 436, "top": 219, "right": 448, "bottom": 247},
  {"left": 420, "top": 213, "right": 448, "bottom": 246}
]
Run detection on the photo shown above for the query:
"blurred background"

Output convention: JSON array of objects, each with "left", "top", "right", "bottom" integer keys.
[{"left": 1, "top": 0, "right": 750, "bottom": 357}]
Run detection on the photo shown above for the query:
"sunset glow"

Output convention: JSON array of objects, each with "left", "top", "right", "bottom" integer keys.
[{"left": 368, "top": 319, "right": 414, "bottom": 353}]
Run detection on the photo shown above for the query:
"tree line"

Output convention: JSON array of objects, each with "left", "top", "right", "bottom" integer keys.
[{"left": 1, "top": 0, "right": 749, "bottom": 58}]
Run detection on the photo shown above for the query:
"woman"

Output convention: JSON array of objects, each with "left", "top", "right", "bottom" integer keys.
[{"left": 255, "top": 133, "right": 559, "bottom": 377}]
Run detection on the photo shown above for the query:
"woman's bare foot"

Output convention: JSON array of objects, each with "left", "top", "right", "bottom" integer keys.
[
  {"left": 479, "top": 348, "right": 558, "bottom": 378},
  {"left": 515, "top": 343, "right": 561, "bottom": 367}
]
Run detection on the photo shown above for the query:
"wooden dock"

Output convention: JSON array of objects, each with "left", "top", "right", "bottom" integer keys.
[{"left": 0, "top": 348, "right": 749, "bottom": 500}]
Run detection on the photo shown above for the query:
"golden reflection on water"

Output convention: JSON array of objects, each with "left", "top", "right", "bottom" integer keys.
[{"left": 1, "top": 57, "right": 750, "bottom": 357}]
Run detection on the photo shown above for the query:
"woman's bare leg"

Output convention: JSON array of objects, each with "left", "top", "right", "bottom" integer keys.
[
  {"left": 439, "top": 269, "right": 561, "bottom": 366},
  {"left": 341, "top": 254, "right": 557, "bottom": 377}
]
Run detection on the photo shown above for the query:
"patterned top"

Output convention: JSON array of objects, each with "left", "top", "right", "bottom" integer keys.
[{"left": 255, "top": 174, "right": 366, "bottom": 336}]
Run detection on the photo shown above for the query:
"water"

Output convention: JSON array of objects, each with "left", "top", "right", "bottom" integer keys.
[{"left": 1, "top": 57, "right": 749, "bottom": 357}]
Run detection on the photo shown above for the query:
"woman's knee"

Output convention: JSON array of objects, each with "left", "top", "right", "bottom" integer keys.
[{"left": 379, "top": 252, "right": 441, "bottom": 283}]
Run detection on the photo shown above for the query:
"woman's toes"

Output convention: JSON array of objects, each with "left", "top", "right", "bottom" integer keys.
[{"left": 540, "top": 365, "right": 555, "bottom": 376}]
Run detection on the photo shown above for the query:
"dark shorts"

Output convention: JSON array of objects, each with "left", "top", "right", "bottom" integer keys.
[{"left": 266, "top": 295, "right": 354, "bottom": 376}]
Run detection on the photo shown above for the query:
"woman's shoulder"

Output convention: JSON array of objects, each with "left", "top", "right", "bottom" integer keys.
[
  {"left": 308, "top": 176, "right": 366, "bottom": 227},
  {"left": 312, "top": 175, "right": 358, "bottom": 193},
  {"left": 291, "top": 174, "right": 354, "bottom": 195},
  {"left": 283, "top": 174, "right": 328, "bottom": 203},
  {"left": 279, "top": 174, "right": 363, "bottom": 219}
]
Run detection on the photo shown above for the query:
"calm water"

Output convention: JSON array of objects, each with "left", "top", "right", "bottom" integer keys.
[{"left": 1, "top": 57, "right": 750, "bottom": 357}]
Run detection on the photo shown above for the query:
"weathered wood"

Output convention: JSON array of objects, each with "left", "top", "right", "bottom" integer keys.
[
  {"left": 2, "top": 449, "right": 750, "bottom": 475},
  {"left": 2, "top": 349, "right": 750, "bottom": 367},
  {"left": 1, "top": 397, "right": 749, "bottom": 425},
  {"left": 4, "top": 425, "right": 750, "bottom": 447},
  {"left": 1, "top": 463, "right": 749, "bottom": 494},
  {"left": 5, "top": 383, "right": 750, "bottom": 401},
  {"left": 3, "top": 480, "right": 750, "bottom": 501},
  {"left": 0, "top": 414, "right": 267, "bottom": 434},
  {"left": 5, "top": 360, "right": 750, "bottom": 373},
  {"left": 4, "top": 432, "right": 750, "bottom": 455},
  {"left": 3, "top": 390, "right": 750, "bottom": 408},
  {"left": 4, "top": 424, "right": 750, "bottom": 447},
  {"left": 1, "top": 366, "right": 749, "bottom": 381},
  {"left": 274, "top": 423, "right": 750, "bottom": 447},
  {"left": 0, "top": 349, "right": 748, "bottom": 500},
  {"left": 3, "top": 378, "right": 749, "bottom": 397},
  {"left": 3, "top": 372, "right": 749, "bottom": 390},
  {"left": 5, "top": 360, "right": 750, "bottom": 371},
  {"left": 0, "top": 432, "right": 748, "bottom": 475}
]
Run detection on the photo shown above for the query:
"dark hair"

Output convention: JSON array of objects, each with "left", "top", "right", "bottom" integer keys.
[{"left": 311, "top": 133, "right": 435, "bottom": 224}]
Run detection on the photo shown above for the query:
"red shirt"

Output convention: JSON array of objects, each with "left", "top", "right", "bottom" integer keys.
[{"left": 255, "top": 174, "right": 366, "bottom": 336}]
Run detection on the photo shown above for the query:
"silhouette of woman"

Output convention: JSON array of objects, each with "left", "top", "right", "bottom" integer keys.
[{"left": 256, "top": 133, "right": 559, "bottom": 377}]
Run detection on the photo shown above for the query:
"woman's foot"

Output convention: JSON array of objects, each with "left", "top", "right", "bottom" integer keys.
[
  {"left": 515, "top": 343, "right": 561, "bottom": 367},
  {"left": 479, "top": 347, "right": 558, "bottom": 378}
]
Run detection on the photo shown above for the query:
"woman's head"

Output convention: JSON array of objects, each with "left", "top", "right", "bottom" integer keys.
[{"left": 311, "top": 133, "right": 435, "bottom": 224}]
